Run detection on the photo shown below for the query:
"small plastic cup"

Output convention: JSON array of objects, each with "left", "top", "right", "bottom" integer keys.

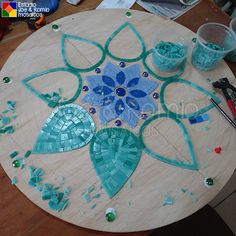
[
  {"left": 225, "top": 18, "right": 236, "bottom": 62},
  {"left": 191, "top": 23, "right": 236, "bottom": 71},
  {"left": 152, "top": 32, "right": 188, "bottom": 72}
]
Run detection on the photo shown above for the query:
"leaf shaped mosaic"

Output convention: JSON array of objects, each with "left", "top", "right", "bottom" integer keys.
[
  {"left": 33, "top": 104, "right": 96, "bottom": 154},
  {"left": 139, "top": 113, "right": 198, "bottom": 170},
  {"left": 89, "top": 128, "right": 142, "bottom": 198},
  {"left": 160, "top": 78, "right": 221, "bottom": 118}
]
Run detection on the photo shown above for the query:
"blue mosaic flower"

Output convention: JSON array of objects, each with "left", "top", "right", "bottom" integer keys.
[{"left": 82, "top": 62, "right": 158, "bottom": 127}]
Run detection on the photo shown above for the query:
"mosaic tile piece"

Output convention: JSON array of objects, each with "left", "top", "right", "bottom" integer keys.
[
  {"left": 33, "top": 104, "right": 96, "bottom": 154},
  {"left": 89, "top": 128, "right": 142, "bottom": 198}
]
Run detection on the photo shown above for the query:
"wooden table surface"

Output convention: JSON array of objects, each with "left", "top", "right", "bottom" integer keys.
[{"left": 0, "top": 0, "right": 235, "bottom": 235}]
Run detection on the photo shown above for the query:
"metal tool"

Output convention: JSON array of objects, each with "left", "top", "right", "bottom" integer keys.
[
  {"left": 212, "top": 77, "right": 236, "bottom": 120},
  {"left": 209, "top": 97, "right": 236, "bottom": 129}
]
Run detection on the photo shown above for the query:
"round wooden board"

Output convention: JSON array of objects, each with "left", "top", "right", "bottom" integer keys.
[{"left": 0, "top": 10, "right": 236, "bottom": 233}]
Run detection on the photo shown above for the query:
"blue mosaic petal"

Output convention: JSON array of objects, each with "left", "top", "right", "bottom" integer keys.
[
  {"left": 119, "top": 106, "right": 139, "bottom": 128},
  {"left": 123, "top": 64, "right": 141, "bottom": 86},
  {"left": 102, "top": 75, "right": 116, "bottom": 88},
  {"left": 129, "top": 77, "right": 158, "bottom": 94},
  {"left": 103, "top": 61, "right": 121, "bottom": 84},
  {"left": 93, "top": 86, "right": 113, "bottom": 96},
  {"left": 90, "top": 128, "right": 142, "bottom": 198},
  {"left": 130, "top": 90, "right": 147, "bottom": 98},
  {"left": 99, "top": 101, "right": 118, "bottom": 125},
  {"left": 116, "top": 71, "right": 126, "bottom": 85},
  {"left": 127, "top": 77, "right": 139, "bottom": 88},
  {"left": 33, "top": 104, "right": 96, "bottom": 154},
  {"left": 126, "top": 97, "right": 140, "bottom": 111},
  {"left": 81, "top": 92, "right": 103, "bottom": 106},
  {"left": 86, "top": 75, "right": 104, "bottom": 89},
  {"left": 115, "top": 99, "right": 125, "bottom": 115},
  {"left": 138, "top": 96, "right": 158, "bottom": 113},
  {"left": 100, "top": 96, "right": 115, "bottom": 106}
]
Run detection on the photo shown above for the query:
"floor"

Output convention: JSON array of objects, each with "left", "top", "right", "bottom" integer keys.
[{"left": 209, "top": 171, "right": 236, "bottom": 233}]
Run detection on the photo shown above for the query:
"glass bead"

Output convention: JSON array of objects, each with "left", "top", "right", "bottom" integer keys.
[
  {"left": 142, "top": 72, "right": 148, "bottom": 77},
  {"left": 153, "top": 92, "right": 159, "bottom": 99},
  {"left": 204, "top": 177, "right": 214, "bottom": 187},
  {"left": 95, "top": 68, "right": 101, "bottom": 74},
  {"left": 116, "top": 87, "right": 126, "bottom": 97},
  {"left": 82, "top": 85, "right": 89, "bottom": 92},
  {"left": 141, "top": 113, "right": 148, "bottom": 120},
  {"left": 125, "top": 11, "right": 132, "bottom": 18},
  {"left": 52, "top": 24, "right": 60, "bottom": 32},
  {"left": 12, "top": 160, "right": 20, "bottom": 168},
  {"left": 89, "top": 107, "right": 96, "bottom": 114},
  {"left": 105, "top": 208, "right": 116, "bottom": 222},
  {"left": 119, "top": 61, "right": 126, "bottom": 68},
  {"left": 115, "top": 120, "right": 122, "bottom": 126},
  {"left": 3, "top": 77, "right": 11, "bottom": 83}
]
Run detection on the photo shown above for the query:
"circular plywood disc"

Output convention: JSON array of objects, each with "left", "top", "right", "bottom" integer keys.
[{"left": 0, "top": 10, "right": 235, "bottom": 232}]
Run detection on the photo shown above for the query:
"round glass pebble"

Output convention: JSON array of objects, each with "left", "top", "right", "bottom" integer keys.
[
  {"left": 12, "top": 160, "right": 20, "bottom": 168},
  {"left": 141, "top": 113, "right": 148, "bottom": 120},
  {"left": 95, "top": 68, "right": 101, "bottom": 74},
  {"left": 204, "top": 177, "right": 214, "bottom": 188},
  {"left": 116, "top": 87, "right": 126, "bottom": 97},
  {"left": 153, "top": 92, "right": 159, "bottom": 99},
  {"left": 52, "top": 24, "right": 60, "bottom": 32},
  {"left": 3, "top": 76, "right": 11, "bottom": 84},
  {"left": 82, "top": 85, "right": 89, "bottom": 92},
  {"left": 125, "top": 11, "right": 132, "bottom": 18},
  {"left": 142, "top": 72, "right": 148, "bottom": 77},
  {"left": 115, "top": 120, "right": 122, "bottom": 126},
  {"left": 119, "top": 61, "right": 126, "bottom": 68},
  {"left": 89, "top": 107, "right": 96, "bottom": 114},
  {"left": 105, "top": 208, "right": 116, "bottom": 222}
]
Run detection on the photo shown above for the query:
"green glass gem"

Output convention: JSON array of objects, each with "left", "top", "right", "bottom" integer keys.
[
  {"left": 206, "top": 178, "right": 214, "bottom": 186},
  {"left": 192, "top": 37, "right": 197, "bottom": 44},
  {"left": 204, "top": 177, "right": 214, "bottom": 187},
  {"left": 106, "top": 212, "right": 116, "bottom": 222},
  {"left": 125, "top": 11, "right": 132, "bottom": 18},
  {"left": 3, "top": 77, "right": 11, "bottom": 83},
  {"left": 12, "top": 160, "right": 21, "bottom": 168},
  {"left": 52, "top": 24, "right": 60, "bottom": 32},
  {"left": 105, "top": 208, "right": 116, "bottom": 222}
]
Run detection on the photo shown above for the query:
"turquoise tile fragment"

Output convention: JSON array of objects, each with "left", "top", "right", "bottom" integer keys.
[
  {"left": 33, "top": 104, "right": 96, "bottom": 154},
  {"left": 90, "top": 128, "right": 142, "bottom": 198},
  {"left": 11, "top": 176, "right": 17, "bottom": 185}
]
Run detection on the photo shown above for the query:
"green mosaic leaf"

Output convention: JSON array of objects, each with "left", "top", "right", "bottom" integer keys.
[
  {"left": 33, "top": 104, "right": 96, "bottom": 154},
  {"left": 89, "top": 128, "right": 142, "bottom": 198}
]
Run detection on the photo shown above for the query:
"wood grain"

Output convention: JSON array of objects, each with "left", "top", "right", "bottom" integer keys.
[{"left": 0, "top": 0, "right": 235, "bottom": 235}]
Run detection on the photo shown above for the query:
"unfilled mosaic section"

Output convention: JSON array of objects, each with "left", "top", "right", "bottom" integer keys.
[
  {"left": 33, "top": 104, "right": 96, "bottom": 154},
  {"left": 89, "top": 128, "right": 142, "bottom": 198}
]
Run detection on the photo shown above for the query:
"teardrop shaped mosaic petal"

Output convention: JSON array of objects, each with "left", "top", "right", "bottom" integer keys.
[
  {"left": 33, "top": 104, "right": 96, "bottom": 154},
  {"left": 160, "top": 78, "right": 221, "bottom": 118},
  {"left": 139, "top": 113, "right": 198, "bottom": 170},
  {"left": 89, "top": 128, "right": 142, "bottom": 198},
  {"left": 61, "top": 34, "right": 106, "bottom": 72},
  {"left": 104, "top": 22, "right": 146, "bottom": 62}
]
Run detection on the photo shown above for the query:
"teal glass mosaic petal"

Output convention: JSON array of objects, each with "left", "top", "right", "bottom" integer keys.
[
  {"left": 160, "top": 78, "right": 221, "bottom": 118},
  {"left": 139, "top": 113, "right": 198, "bottom": 170},
  {"left": 33, "top": 104, "right": 96, "bottom": 154},
  {"left": 105, "top": 22, "right": 146, "bottom": 62},
  {"left": 61, "top": 34, "right": 106, "bottom": 72},
  {"left": 89, "top": 128, "right": 142, "bottom": 198},
  {"left": 22, "top": 68, "right": 82, "bottom": 107}
]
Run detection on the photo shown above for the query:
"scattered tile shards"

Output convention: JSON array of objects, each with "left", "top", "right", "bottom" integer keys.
[
  {"left": 28, "top": 166, "right": 70, "bottom": 212},
  {"left": 91, "top": 204, "right": 97, "bottom": 209},
  {"left": 11, "top": 176, "right": 17, "bottom": 185},
  {"left": 82, "top": 185, "right": 95, "bottom": 203},
  {"left": 128, "top": 201, "right": 132, "bottom": 206},
  {"left": 24, "top": 150, "right": 32, "bottom": 158},
  {"left": 91, "top": 193, "right": 100, "bottom": 200},
  {"left": 127, "top": 179, "right": 133, "bottom": 189},
  {"left": 163, "top": 195, "right": 174, "bottom": 206},
  {"left": 9, "top": 151, "right": 18, "bottom": 159},
  {"left": 0, "top": 101, "right": 17, "bottom": 134},
  {"left": 181, "top": 188, "right": 198, "bottom": 202}
]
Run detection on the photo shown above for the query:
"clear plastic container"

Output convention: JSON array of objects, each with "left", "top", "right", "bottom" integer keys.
[
  {"left": 191, "top": 23, "right": 236, "bottom": 71},
  {"left": 225, "top": 18, "right": 236, "bottom": 62},
  {"left": 152, "top": 32, "right": 188, "bottom": 72}
]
